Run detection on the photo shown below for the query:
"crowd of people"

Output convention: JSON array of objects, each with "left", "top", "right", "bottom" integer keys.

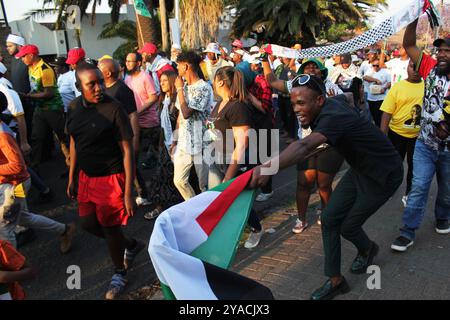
[{"left": 0, "top": 17, "right": 449, "bottom": 300}]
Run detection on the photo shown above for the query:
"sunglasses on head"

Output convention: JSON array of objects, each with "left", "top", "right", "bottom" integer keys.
[{"left": 291, "top": 74, "right": 326, "bottom": 96}]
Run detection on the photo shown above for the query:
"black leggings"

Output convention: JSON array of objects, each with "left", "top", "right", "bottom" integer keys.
[
  {"left": 368, "top": 100, "right": 383, "bottom": 127},
  {"left": 388, "top": 130, "right": 416, "bottom": 195}
]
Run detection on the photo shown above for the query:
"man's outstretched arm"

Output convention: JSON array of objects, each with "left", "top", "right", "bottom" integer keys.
[
  {"left": 249, "top": 132, "right": 328, "bottom": 188},
  {"left": 403, "top": 19, "right": 421, "bottom": 65}
]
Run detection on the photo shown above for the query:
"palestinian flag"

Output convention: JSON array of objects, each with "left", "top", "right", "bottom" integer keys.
[{"left": 148, "top": 169, "right": 274, "bottom": 300}]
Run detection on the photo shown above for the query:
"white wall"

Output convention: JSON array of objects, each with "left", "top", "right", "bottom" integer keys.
[
  {"left": 66, "top": 5, "right": 136, "bottom": 59},
  {"left": 10, "top": 18, "right": 62, "bottom": 56},
  {"left": 9, "top": 4, "right": 136, "bottom": 58}
]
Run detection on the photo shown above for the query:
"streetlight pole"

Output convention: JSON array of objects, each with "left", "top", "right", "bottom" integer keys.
[
  {"left": 174, "top": 0, "right": 180, "bottom": 21},
  {"left": 0, "top": 0, "right": 8, "bottom": 26}
]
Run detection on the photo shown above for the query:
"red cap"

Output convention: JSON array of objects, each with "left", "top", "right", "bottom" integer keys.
[
  {"left": 66, "top": 47, "right": 86, "bottom": 65},
  {"left": 232, "top": 39, "right": 243, "bottom": 48},
  {"left": 138, "top": 42, "right": 158, "bottom": 55},
  {"left": 15, "top": 44, "right": 39, "bottom": 58}
]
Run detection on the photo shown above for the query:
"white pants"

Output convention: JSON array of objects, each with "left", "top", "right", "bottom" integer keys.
[{"left": 173, "top": 148, "right": 208, "bottom": 200}]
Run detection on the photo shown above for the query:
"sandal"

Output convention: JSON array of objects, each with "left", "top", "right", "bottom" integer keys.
[{"left": 144, "top": 208, "right": 162, "bottom": 220}]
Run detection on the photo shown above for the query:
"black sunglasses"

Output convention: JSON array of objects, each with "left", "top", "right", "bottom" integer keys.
[{"left": 291, "top": 74, "right": 326, "bottom": 96}]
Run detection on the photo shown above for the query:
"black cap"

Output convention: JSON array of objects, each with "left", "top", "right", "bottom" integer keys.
[
  {"left": 49, "top": 56, "right": 67, "bottom": 66},
  {"left": 433, "top": 35, "right": 450, "bottom": 47}
]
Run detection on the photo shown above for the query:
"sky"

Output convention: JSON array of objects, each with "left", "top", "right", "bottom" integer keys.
[
  {"left": 3, "top": 0, "right": 114, "bottom": 22},
  {"left": 3, "top": 0, "right": 449, "bottom": 23}
]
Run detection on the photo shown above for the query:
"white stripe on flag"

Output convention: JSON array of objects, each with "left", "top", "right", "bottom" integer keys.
[{"left": 149, "top": 191, "right": 222, "bottom": 299}]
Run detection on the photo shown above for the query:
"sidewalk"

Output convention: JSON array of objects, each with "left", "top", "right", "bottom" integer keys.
[
  {"left": 147, "top": 168, "right": 450, "bottom": 300},
  {"left": 19, "top": 154, "right": 449, "bottom": 300}
]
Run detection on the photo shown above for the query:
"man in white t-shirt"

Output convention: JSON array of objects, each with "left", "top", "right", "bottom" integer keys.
[
  {"left": 381, "top": 47, "right": 410, "bottom": 86},
  {"left": 0, "top": 83, "right": 31, "bottom": 154},
  {"left": 65, "top": 47, "right": 84, "bottom": 98},
  {"left": 203, "top": 43, "right": 233, "bottom": 83},
  {"left": 0, "top": 63, "right": 13, "bottom": 89},
  {"left": 49, "top": 57, "right": 76, "bottom": 112}
]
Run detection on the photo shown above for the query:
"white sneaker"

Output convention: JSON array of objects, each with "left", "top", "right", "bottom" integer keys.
[
  {"left": 292, "top": 218, "right": 309, "bottom": 234},
  {"left": 255, "top": 192, "right": 273, "bottom": 202},
  {"left": 244, "top": 227, "right": 264, "bottom": 249},
  {"left": 402, "top": 196, "right": 408, "bottom": 208},
  {"left": 136, "top": 196, "right": 152, "bottom": 206}
]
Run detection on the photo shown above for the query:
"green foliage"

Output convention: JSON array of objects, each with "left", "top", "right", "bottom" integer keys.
[
  {"left": 41, "top": 0, "right": 125, "bottom": 26},
  {"left": 233, "top": 0, "right": 318, "bottom": 46},
  {"left": 232, "top": 0, "right": 387, "bottom": 47},
  {"left": 320, "top": 21, "right": 359, "bottom": 43},
  {"left": 98, "top": 20, "right": 138, "bottom": 61}
]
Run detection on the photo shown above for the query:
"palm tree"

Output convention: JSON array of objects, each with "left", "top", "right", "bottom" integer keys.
[
  {"left": 159, "top": 0, "right": 169, "bottom": 51},
  {"left": 134, "top": 0, "right": 159, "bottom": 48},
  {"left": 98, "top": 19, "right": 137, "bottom": 61},
  {"left": 180, "top": 0, "right": 224, "bottom": 49},
  {"left": 29, "top": 0, "right": 126, "bottom": 47},
  {"left": 41, "top": 0, "right": 125, "bottom": 28},
  {"left": 232, "top": 0, "right": 387, "bottom": 47}
]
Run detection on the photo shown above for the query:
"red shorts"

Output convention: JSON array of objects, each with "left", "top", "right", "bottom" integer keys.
[{"left": 77, "top": 170, "right": 129, "bottom": 227}]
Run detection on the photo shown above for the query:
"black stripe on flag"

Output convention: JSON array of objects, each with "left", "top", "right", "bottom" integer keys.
[{"left": 203, "top": 261, "right": 274, "bottom": 300}]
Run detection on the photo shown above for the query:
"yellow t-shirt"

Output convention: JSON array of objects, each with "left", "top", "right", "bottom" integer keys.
[
  {"left": 199, "top": 61, "right": 209, "bottom": 82},
  {"left": 380, "top": 80, "right": 424, "bottom": 139},
  {"left": 29, "top": 59, "right": 64, "bottom": 111},
  {"left": 14, "top": 183, "right": 26, "bottom": 198}
]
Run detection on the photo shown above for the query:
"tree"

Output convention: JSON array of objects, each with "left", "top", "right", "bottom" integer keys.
[
  {"left": 29, "top": 0, "right": 126, "bottom": 47},
  {"left": 40, "top": 0, "right": 126, "bottom": 28},
  {"left": 180, "top": 0, "right": 224, "bottom": 49},
  {"left": 134, "top": 0, "right": 160, "bottom": 48},
  {"left": 232, "top": 0, "right": 387, "bottom": 47},
  {"left": 159, "top": 0, "right": 170, "bottom": 51},
  {"left": 98, "top": 20, "right": 137, "bottom": 61}
]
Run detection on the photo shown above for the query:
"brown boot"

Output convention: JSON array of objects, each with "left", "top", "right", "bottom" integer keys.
[{"left": 60, "top": 223, "right": 76, "bottom": 254}]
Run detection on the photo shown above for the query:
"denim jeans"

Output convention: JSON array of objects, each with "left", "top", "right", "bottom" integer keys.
[
  {"left": 28, "top": 167, "right": 47, "bottom": 193},
  {"left": 400, "top": 140, "right": 450, "bottom": 241},
  {"left": 0, "top": 179, "right": 65, "bottom": 247}
]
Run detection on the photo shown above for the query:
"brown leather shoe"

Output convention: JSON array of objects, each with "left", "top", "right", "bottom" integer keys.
[{"left": 60, "top": 223, "right": 76, "bottom": 254}]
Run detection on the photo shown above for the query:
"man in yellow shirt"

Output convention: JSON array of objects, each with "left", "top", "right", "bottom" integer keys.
[
  {"left": 380, "top": 60, "right": 424, "bottom": 207},
  {"left": 15, "top": 45, "right": 69, "bottom": 172}
]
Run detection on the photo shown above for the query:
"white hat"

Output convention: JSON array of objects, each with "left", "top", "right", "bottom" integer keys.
[
  {"left": 249, "top": 54, "right": 262, "bottom": 65},
  {"left": 351, "top": 54, "right": 361, "bottom": 63},
  {"left": 203, "top": 43, "right": 221, "bottom": 55},
  {"left": 6, "top": 34, "right": 25, "bottom": 46},
  {"left": 234, "top": 49, "right": 245, "bottom": 56},
  {"left": 0, "top": 62, "right": 6, "bottom": 74},
  {"left": 250, "top": 46, "right": 260, "bottom": 54}
]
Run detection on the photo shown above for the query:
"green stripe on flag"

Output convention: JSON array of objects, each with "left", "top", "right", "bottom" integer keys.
[
  {"left": 134, "top": 0, "right": 151, "bottom": 18},
  {"left": 161, "top": 178, "right": 256, "bottom": 300}
]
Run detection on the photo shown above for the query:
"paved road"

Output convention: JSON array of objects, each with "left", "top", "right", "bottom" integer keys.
[{"left": 20, "top": 150, "right": 449, "bottom": 300}]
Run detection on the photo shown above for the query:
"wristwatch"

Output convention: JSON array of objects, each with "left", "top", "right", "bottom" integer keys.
[{"left": 259, "top": 52, "right": 269, "bottom": 62}]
